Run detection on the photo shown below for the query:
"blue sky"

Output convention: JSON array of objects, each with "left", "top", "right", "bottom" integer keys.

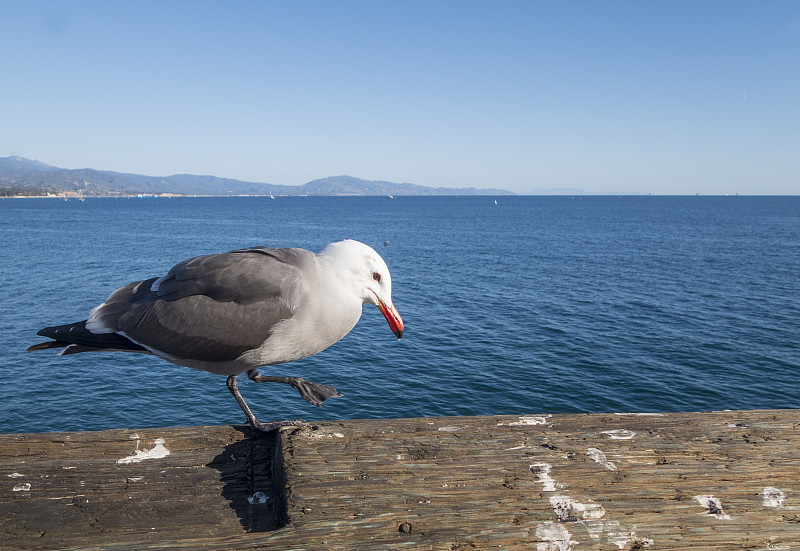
[{"left": 2, "top": 1, "right": 798, "bottom": 194}]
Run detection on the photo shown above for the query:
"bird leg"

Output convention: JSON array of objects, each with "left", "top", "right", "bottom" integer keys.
[
  {"left": 247, "top": 369, "right": 343, "bottom": 407},
  {"left": 225, "top": 374, "right": 305, "bottom": 432}
]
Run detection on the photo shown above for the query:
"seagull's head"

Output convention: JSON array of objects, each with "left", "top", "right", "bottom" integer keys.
[{"left": 322, "top": 240, "right": 404, "bottom": 339}]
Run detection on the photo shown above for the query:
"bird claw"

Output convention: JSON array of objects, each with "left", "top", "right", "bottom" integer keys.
[
  {"left": 291, "top": 378, "right": 344, "bottom": 406},
  {"left": 250, "top": 419, "right": 306, "bottom": 432}
]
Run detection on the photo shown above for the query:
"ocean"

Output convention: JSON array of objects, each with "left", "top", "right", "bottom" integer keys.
[{"left": 1, "top": 195, "right": 798, "bottom": 433}]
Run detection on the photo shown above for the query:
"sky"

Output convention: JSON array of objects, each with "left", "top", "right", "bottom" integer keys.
[{"left": 1, "top": 1, "right": 798, "bottom": 195}]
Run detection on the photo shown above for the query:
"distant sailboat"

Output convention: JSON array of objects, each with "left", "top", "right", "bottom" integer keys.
[{"left": 269, "top": 190, "right": 276, "bottom": 199}]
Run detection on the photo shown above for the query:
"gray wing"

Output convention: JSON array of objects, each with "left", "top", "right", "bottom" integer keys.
[{"left": 89, "top": 247, "right": 317, "bottom": 363}]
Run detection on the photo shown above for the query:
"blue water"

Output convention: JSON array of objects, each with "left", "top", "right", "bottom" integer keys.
[{"left": 1, "top": 196, "right": 798, "bottom": 433}]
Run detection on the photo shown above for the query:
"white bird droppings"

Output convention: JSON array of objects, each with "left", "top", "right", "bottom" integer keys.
[
  {"left": 587, "top": 448, "right": 617, "bottom": 471},
  {"left": 12, "top": 483, "right": 31, "bottom": 492},
  {"left": 549, "top": 495, "right": 606, "bottom": 521},
  {"left": 763, "top": 487, "right": 787, "bottom": 509},
  {"left": 116, "top": 437, "right": 170, "bottom": 464},
  {"left": 308, "top": 431, "right": 345, "bottom": 439},
  {"left": 535, "top": 521, "right": 576, "bottom": 551},
  {"left": 694, "top": 495, "right": 731, "bottom": 519},
  {"left": 247, "top": 491, "right": 269, "bottom": 504},
  {"left": 605, "top": 525, "right": 653, "bottom": 549},
  {"left": 601, "top": 429, "right": 636, "bottom": 440},
  {"left": 531, "top": 461, "right": 650, "bottom": 549},
  {"left": 530, "top": 463, "right": 557, "bottom": 492},
  {"left": 437, "top": 426, "right": 462, "bottom": 432},
  {"left": 7, "top": 473, "right": 24, "bottom": 478},
  {"left": 498, "top": 416, "right": 548, "bottom": 426}
]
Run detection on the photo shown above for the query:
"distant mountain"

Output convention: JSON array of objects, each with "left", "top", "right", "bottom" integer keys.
[
  {"left": 0, "top": 155, "right": 61, "bottom": 175},
  {"left": 300, "top": 175, "right": 511, "bottom": 196},
  {"left": 0, "top": 156, "right": 513, "bottom": 197}
]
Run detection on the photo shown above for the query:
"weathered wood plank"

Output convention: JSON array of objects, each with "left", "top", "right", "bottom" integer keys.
[
  {"left": 271, "top": 410, "right": 800, "bottom": 550},
  {"left": 0, "top": 425, "right": 285, "bottom": 550},
  {"left": 1, "top": 410, "right": 799, "bottom": 550}
]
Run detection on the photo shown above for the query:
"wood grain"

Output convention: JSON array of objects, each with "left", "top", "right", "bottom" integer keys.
[{"left": 1, "top": 410, "right": 798, "bottom": 550}]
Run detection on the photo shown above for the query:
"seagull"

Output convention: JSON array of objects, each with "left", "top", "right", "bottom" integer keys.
[{"left": 28, "top": 240, "right": 404, "bottom": 431}]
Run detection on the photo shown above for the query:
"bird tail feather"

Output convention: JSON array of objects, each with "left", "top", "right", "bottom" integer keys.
[{"left": 27, "top": 321, "right": 149, "bottom": 354}]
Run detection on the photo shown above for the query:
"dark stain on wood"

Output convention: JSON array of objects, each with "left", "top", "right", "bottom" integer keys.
[{"left": 206, "top": 426, "right": 287, "bottom": 532}]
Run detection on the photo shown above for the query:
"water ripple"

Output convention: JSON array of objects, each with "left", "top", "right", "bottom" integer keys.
[{"left": 1, "top": 195, "right": 798, "bottom": 432}]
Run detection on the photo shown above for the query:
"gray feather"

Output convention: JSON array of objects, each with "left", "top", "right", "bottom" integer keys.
[{"left": 89, "top": 247, "right": 317, "bottom": 362}]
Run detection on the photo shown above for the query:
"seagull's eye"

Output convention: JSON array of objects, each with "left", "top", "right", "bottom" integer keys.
[{"left": 372, "top": 272, "right": 382, "bottom": 283}]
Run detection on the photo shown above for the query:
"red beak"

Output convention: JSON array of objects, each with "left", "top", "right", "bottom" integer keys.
[{"left": 377, "top": 299, "right": 404, "bottom": 339}]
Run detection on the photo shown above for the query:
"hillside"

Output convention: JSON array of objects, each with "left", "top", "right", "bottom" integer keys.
[{"left": 0, "top": 156, "right": 513, "bottom": 197}]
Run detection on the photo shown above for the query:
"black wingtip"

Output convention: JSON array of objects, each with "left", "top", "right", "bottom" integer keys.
[
  {"left": 27, "top": 341, "right": 66, "bottom": 352},
  {"left": 30, "top": 321, "right": 148, "bottom": 354}
]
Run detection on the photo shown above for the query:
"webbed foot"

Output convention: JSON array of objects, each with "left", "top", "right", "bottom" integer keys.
[{"left": 289, "top": 378, "right": 343, "bottom": 406}]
